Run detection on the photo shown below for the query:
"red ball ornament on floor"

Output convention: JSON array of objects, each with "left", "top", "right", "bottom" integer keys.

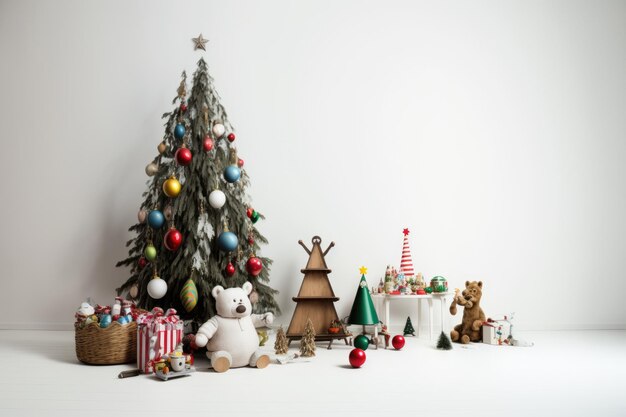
[
  {"left": 225, "top": 262, "right": 236, "bottom": 277},
  {"left": 349, "top": 348, "right": 366, "bottom": 368},
  {"left": 175, "top": 147, "right": 192, "bottom": 166},
  {"left": 227, "top": 133, "right": 236, "bottom": 142},
  {"left": 392, "top": 335, "right": 405, "bottom": 350},
  {"left": 246, "top": 256, "right": 263, "bottom": 277},
  {"left": 164, "top": 228, "right": 183, "bottom": 251},
  {"left": 203, "top": 136, "right": 214, "bottom": 152},
  {"left": 237, "top": 158, "right": 244, "bottom": 168}
]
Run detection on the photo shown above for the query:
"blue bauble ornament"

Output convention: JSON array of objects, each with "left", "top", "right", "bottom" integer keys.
[
  {"left": 147, "top": 210, "right": 165, "bottom": 229},
  {"left": 174, "top": 124, "right": 186, "bottom": 140},
  {"left": 117, "top": 316, "right": 129, "bottom": 324},
  {"left": 100, "top": 314, "right": 112, "bottom": 328},
  {"left": 224, "top": 165, "right": 241, "bottom": 183},
  {"left": 217, "top": 231, "right": 238, "bottom": 252}
]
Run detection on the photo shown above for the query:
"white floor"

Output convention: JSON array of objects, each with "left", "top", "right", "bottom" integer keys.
[{"left": 1, "top": 330, "right": 625, "bottom": 417}]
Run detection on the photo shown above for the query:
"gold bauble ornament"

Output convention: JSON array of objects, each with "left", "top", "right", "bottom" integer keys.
[
  {"left": 129, "top": 284, "right": 139, "bottom": 299},
  {"left": 157, "top": 141, "right": 167, "bottom": 154},
  {"left": 163, "top": 177, "right": 181, "bottom": 198}
]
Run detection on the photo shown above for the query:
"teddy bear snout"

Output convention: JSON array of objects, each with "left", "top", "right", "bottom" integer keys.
[{"left": 236, "top": 305, "right": 246, "bottom": 314}]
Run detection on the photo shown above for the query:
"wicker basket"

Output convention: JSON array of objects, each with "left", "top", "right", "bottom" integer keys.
[{"left": 75, "top": 321, "right": 137, "bottom": 365}]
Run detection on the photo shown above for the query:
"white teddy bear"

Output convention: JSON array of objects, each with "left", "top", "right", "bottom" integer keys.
[{"left": 194, "top": 282, "right": 274, "bottom": 372}]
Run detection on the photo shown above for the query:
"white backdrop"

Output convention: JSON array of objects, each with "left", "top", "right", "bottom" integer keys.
[{"left": 0, "top": 0, "right": 624, "bottom": 330}]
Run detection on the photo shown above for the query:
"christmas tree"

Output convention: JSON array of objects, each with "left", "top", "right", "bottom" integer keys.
[
  {"left": 274, "top": 326, "right": 289, "bottom": 355},
  {"left": 403, "top": 317, "right": 416, "bottom": 336},
  {"left": 436, "top": 331, "right": 453, "bottom": 350},
  {"left": 348, "top": 267, "right": 379, "bottom": 334},
  {"left": 300, "top": 318, "right": 316, "bottom": 357},
  {"left": 116, "top": 57, "right": 280, "bottom": 324}
]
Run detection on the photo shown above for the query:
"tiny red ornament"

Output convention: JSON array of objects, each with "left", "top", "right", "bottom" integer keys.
[
  {"left": 180, "top": 103, "right": 187, "bottom": 112},
  {"left": 175, "top": 147, "right": 192, "bottom": 166},
  {"left": 138, "top": 257, "right": 148, "bottom": 269},
  {"left": 237, "top": 158, "right": 244, "bottom": 168},
  {"left": 246, "top": 256, "right": 263, "bottom": 277},
  {"left": 225, "top": 262, "right": 236, "bottom": 277},
  {"left": 164, "top": 228, "right": 183, "bottom": 251},
  {"left": 349, "top": 348, "right": 366, "bottom": 368},
  {"left": 246, "top": 208, "right": 254, "bottom": 218},
  {"left": 203, "top": 136, "right": 214, "bottom": 152},
  {"left": 392, "top": 335, "right": 405, "bottom": 350},
  {"left": 227, "top": 133, "right": 236, "bottom": 142},
  {"left": 248, "top": 236, "right": 254, "bottom": 245}
]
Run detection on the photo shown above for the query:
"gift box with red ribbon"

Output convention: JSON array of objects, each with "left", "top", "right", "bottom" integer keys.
[{"left": 136, "top": 307, "right": 183, "bottom": 373}]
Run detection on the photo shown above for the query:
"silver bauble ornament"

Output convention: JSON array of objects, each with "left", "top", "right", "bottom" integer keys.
[
  {"left": 147, "top": 277, "right": 168, "bottom": 299},
  {"left": 212, "top": 123, "right": 226, "bottom": 138},
  {"left": 208, "top": 190, "right": 226, "bottom": 209},
  {"left": 145, "top": 162, "right": 159, "bottom": 176},
  {"left": 164, "top": 205, "right": 174, "bottom": 221}
]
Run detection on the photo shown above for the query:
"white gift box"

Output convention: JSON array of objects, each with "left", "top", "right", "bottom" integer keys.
[{"left": 482, "top": 320, "right": 511, "bottom": 345}]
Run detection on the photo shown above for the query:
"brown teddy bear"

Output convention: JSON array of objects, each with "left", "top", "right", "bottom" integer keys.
[{"left": 449, "top": 281, "right": 486, "bottom": 344}]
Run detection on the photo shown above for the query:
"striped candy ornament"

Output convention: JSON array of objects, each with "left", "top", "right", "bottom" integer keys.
[
  {"left": 399, "top": 228, "right": 415, "bottom": 277},
  {"left": 180, "top": 278, "right": 198, "bottom": 312}
]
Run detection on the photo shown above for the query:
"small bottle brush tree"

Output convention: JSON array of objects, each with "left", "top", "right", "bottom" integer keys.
[
  {"left": 403, "top": 316, "right": 416, "bottom": 336},
  {"left": 116, "top": 58, "right": 280, "bottom": 324},
  {"left": 300, "top": 318, "right": 316, "bottom": 357},
  {"left": 274, "top": 326, "right": 289, "bottom": 355},
  {"left": 436, "top": 331, "right": 453, "bottom": 350}
]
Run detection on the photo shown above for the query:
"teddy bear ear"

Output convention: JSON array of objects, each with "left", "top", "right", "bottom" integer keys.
[
  {"left": 211, "top": 286, "right": 224, "bottom": 299},
  {"left": 465, "top": 281, "right": 470, "bottom": 287},
  {"left": 478, "top": 281, "right": 483, "bottom": 288},
  {"left": 242, "top": 281, "right": 253, "bottom": 295}
]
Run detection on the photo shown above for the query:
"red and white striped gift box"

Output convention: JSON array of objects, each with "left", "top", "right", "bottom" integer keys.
[{"left": 136, "top": 307, "right": 183, "bottom": 373}]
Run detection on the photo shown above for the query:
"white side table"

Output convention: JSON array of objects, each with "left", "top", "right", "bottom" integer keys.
[{"left": 371, "top": 293, "right": 450, "bottom": 339}]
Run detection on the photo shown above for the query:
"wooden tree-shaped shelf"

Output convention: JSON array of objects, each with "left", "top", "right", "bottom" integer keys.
[{"left": 286, "top": 236, "right": 350, "bottom": 349}]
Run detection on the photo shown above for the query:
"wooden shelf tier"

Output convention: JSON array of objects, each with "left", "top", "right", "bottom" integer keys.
[
  {"left": 286, "top": 333, "right": 349, "bottom": 341},
  {"left": 292, "top": 296, "right": 340, "bottom": 302},
  {"left": 300, "top": 268, "right": 332, "bottom": 273}
]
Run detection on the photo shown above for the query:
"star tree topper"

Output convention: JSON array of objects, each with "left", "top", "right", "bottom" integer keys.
[{"left": 192, "top": 33, "right": 208, "bottom": 51}]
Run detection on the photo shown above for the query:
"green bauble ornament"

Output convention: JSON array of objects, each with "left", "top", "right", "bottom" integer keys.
[
  {"left": 144, "top": 244, "right": 157, "bottom": 261},
  {"left": 354, "top": 334, "right": 369, "bottom": 350},
  {"left": 251, "top": 210, "right": 260, "bottom": 224},
  {"left": 425, "top": 286, "right": 433, "bottom": 294}
]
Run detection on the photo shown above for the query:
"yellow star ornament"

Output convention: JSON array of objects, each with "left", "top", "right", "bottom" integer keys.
[{"left": 359, "top": 266, "right": 368, "bottom": 275}]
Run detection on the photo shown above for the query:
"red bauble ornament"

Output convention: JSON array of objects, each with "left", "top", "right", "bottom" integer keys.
[
  {"left": 203, "top": 136, "right": 214, "bottom": 152},
  {"left": 227, "top": 133, "right": 236, "bottom": 142},
  {"left": 138, "top": 257, "right": 148, "bottom": 269},
  {"left": 180, "top": 103, "right": 188, "bottom": 112},
  {"left": 225, "top": 262, "right": 236, "bottom": 277},
  {"left": 246, "top": 256, "right": 263, "bottom": 277},
  {"left": 392, "top": 335, "right": 405, "bottom": 350},
  {"left": 349, "top": 348, "right": 366, "bottom": 368},
  {"left": 175, "top": 147, "right": 192, "bottom": 166},
  {"left": 248, "top": 236, "right": 254, "bottom": 245},
  {"left": 237, "top": 158, "right": 244, "bottom": 168},
  {"left": 246, "top": 208, "right": 254, "bottom": 218},
  {"left": 164, "top": 228, "right": 183, "bottom": 251}
]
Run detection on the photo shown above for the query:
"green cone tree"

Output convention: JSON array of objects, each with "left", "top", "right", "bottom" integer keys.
[
  {"left": 116, "top": 58, "right": 280, "bottom": 324},
  {"left": 403, "top": 317, "right": 416, "bottom": 336}
]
